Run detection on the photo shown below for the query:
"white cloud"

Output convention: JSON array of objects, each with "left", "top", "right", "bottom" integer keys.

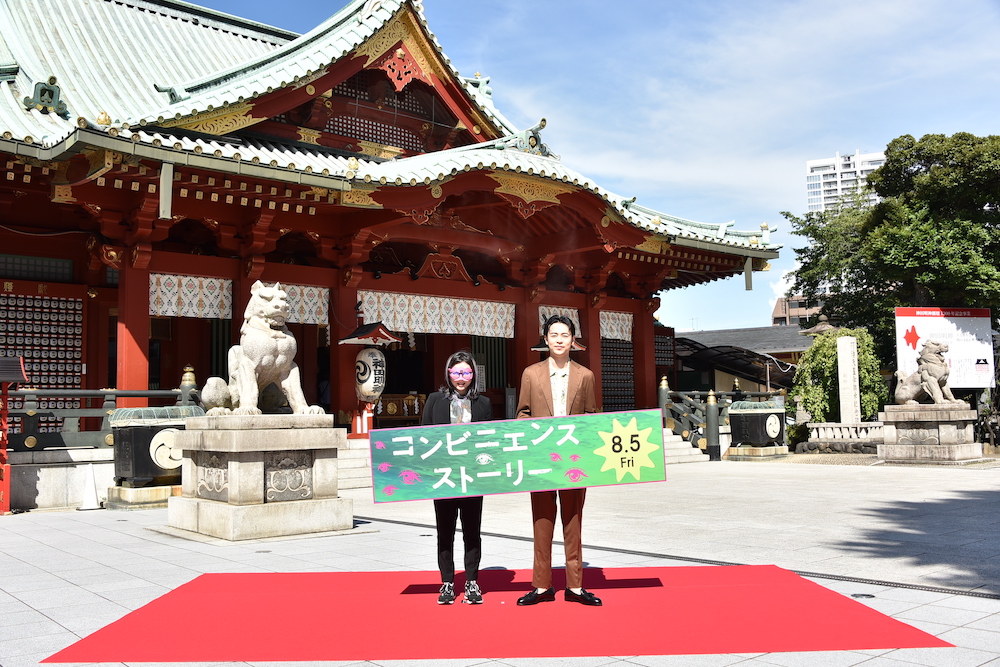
[
  {"left": 194, "top": 0, "right": 1000, "bottom": 331},
  {"left": 769, "top": 263, "right": 799, "bottom": 309}
]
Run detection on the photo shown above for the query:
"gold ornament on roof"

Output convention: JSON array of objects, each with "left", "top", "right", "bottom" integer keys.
[
  {"left": 354, "top": 12, "right": 445, "bottom": 83},
  {"left": 163, "top": 102, "right": 262, "bottom": 135},
  {"left": 97, "top": 111, "right": 111, "bottom": 125},
  {"left": 488, "top": 172, "right": 575, "bottom": 205}
]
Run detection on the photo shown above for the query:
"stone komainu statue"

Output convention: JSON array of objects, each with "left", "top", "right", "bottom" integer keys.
[
  {"left": 201, "top": 281, "right": 324, "bottom": 416},
  {"left": 894, "top": 340, "right": 964, "bottom": 405}
]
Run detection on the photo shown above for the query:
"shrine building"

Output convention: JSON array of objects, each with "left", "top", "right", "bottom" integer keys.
[{"left": 0, "top": 0, "right": 781, "bottom": 425}]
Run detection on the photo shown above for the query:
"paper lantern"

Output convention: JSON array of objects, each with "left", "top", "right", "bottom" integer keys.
[{"left": 355, "top": 347, "right": 387, "bottom": 403}]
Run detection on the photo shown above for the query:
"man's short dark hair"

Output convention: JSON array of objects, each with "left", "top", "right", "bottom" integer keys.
[{"left": 542, "top": 314, "right": 576, "bottom": 338}]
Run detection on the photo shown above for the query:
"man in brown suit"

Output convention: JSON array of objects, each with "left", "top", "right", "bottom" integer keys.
[{"left": 515, "top": 314, "right": 602, "bottom": 606}]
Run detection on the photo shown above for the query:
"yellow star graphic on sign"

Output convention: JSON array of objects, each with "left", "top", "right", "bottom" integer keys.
[{"left": 594, "top": 416, "right": 660, "bottom": 481}]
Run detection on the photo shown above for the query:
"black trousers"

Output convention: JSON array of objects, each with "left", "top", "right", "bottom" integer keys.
[{"left": 434, "top": 496, "right": 483, "bottom": 583}]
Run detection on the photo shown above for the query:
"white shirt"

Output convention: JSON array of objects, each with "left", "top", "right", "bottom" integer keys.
[
  {"left": 548, "top": 357, "right": 570, "bottom": 417},
  {"left": 449, "top": 394, "right": 472, "bottom": 424}
]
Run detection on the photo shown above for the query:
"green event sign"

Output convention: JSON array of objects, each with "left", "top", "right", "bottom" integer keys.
[{"left": 369, "top": 409, "right": 665, "bottom": 503}]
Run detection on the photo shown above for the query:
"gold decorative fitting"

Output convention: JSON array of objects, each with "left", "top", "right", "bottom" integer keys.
[
  {"left": 105, "top": 433, "right": 114, "bottom": 446},
  {"left": 342, "top": 188, "right": 383, "bottom": 208},
  {"left": 489, "top": 172, "right": 575, "bottom": 205},
  {"left": 297, "top": 127, "right": 322, "bottom": 145},
  {"left": 25, "top": 435, "right": 37, "bottom": 448},
  {"left": 358, "top": 140, "right": 403, "bottom": 159},
  {"left": 97, "top": 111, "right": 112, "bottom": 125},
  {"left": 164, "top": 102, "right": 262, "bottom": 135}
]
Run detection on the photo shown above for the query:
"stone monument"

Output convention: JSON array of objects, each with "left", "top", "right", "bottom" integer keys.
[
  {"left": 878, "top": 340, "right": 984, "bottom": 463},
  {"left": 167, "top": 282, "right": 352, "bottom": 540},
  {"left": 837, "top": 336, "right": 862, "bottom": 423}
]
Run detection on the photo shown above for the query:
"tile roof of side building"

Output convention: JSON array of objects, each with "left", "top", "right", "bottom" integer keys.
[
  {"left": 681, "top": 325, "right": 812, "bottom": 354},
  {"left": 0, "top": 0, "right": 781, "bottom": 259}
]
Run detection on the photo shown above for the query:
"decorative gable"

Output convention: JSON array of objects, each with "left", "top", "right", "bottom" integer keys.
[{"left": 146, "top": 2, "right": 501, "bottom": 159}]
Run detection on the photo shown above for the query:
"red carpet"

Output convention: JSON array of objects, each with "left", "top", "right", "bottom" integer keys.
[{"left": 45, "top": 565, "right": 950, "bottom": 662}]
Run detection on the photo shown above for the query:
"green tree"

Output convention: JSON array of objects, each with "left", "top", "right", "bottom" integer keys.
[
  {"left": 785, "top": 132, "right": 1000, "bottom": 364},
  {"left": 791, "top": 328, "right": 887, "bottom": 423}
]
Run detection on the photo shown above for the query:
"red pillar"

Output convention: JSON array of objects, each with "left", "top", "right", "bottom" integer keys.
[
  {"left": 331, "top": 269, "right": 360, "bottom": 421},
  {"left": 116, "top": 261, "right": 150, "bottom": 407},
  {"left": 632, "top": 303, "right": 657, "bottom": 409},
  {"left": 301, "top": 325, "right": 318, "bottom": 405},
  {"left": 513, "top": 288, "right": 539, "bottom": 388},
  {"left": 578, "top": 301, "right": 603, "bottom": 411}
]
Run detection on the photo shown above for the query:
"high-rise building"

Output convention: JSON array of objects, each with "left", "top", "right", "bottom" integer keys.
[{"left": 806, "top": 150, "right": 885, "bottom": 212}]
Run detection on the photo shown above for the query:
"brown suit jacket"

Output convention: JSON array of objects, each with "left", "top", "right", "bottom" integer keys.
[{"left": 516, "top": 359, "right": 597, "bottom": 419}]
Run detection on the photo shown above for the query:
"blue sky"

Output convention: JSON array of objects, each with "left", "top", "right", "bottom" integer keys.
[{"left": 198, "top": 0, "right": 1000, "bottom": 332}]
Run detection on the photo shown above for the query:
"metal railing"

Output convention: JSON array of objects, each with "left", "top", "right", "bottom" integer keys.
[
  {"left": 658, "top": 380, "right": 782, "bottom": 460},
  {"left": 2, "top": 385, "right": 199, "bottom": 452}
]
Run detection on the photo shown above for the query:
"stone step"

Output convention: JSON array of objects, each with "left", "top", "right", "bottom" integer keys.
[
  {"left": 337, "top": 437, "right": 373, "bottom": 489},
  {"left": 339, "top": 476, "right": 374, "bottom": 490},
  {"left": 338, "top": 458, "right": 371, "bottom": 471},
  {"left": 664, "top": 451, "right": 710, "bottom": 464},
  {"left": 661, "top": 432, "right": 709, "bottom": 463}
]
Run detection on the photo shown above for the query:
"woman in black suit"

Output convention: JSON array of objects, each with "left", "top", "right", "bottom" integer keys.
[{"left": 422, "top": 349, "right": 493, "bottom": 605}]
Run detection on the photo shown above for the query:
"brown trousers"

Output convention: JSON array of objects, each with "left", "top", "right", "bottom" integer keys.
[{"left": 530, "top": 488, "right": 586, "bottom": 589}]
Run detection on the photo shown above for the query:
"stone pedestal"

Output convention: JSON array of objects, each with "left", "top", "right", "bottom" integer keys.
[
  {"left": 107, "top": 484, "right": 181, "bottom": 510},
  {"left": 725, "top": 444, "right": 789, "bottom": 461},
  {"left": 167, "top": 414, "right": 353, "bottom": 540},
  {"left": 878, "top": 404, "right": 984, "bottom": 463}
]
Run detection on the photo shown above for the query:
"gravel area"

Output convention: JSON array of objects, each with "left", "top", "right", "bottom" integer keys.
[
  {"left": 775, "top": 451, "right": 1000, "bottom": 468},
  {"left": 775, "top": 452, "right": 880, "bottom": 465}
]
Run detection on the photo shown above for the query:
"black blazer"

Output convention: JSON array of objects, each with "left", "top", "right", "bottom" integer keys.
[{"left": 422, "top": 391, "right": 493, "bottom": 426}]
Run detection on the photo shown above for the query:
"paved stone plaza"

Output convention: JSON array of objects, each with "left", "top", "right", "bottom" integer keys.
[{"left": 2, "top": 458, "right": 1000, "bottom": 666}]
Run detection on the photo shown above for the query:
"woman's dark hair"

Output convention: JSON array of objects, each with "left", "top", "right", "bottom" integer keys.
[
  {"left": 542, "top": 314, "right": 576, "bottom": 337},
  {"left": 441, "top": 349, "right": 481, "bottom": 399}
]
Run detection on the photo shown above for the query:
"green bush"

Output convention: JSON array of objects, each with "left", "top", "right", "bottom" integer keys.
[{"left": 790, "top": 328, "right": 887, "bottom": 423}]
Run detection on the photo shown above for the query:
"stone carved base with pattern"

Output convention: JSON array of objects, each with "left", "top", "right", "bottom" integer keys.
[
  {"left": 877, "top": 404, "right": 984, "bottom": 463},
  {"left": 167, "top": 414, "right": 352, "bottom": 540}
]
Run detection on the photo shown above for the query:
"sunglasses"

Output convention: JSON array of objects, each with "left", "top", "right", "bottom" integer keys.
[{"left": 449, "top": 370, "right": 474, "bottom": 379}]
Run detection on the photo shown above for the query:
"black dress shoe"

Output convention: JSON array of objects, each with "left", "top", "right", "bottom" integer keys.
[
  {"left": 517, "top": 588, "right": 555, "bottom": 605},
  {"left": 565, "top": 588, "right": 602, "bottom": 606}
]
